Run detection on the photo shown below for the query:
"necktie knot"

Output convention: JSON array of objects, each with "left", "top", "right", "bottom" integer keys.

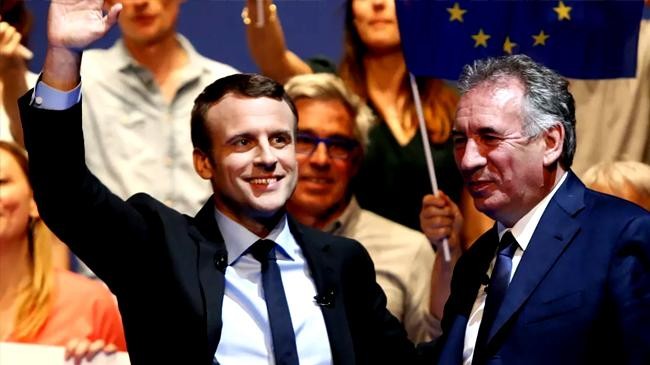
[
  {"left": 498, "top": 231, "right": 518, "bottom": 258},
  {"left": 249, "top": 239, "right": 276, "bottom": 263}
]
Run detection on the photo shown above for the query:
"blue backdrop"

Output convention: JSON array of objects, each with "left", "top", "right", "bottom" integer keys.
[{"left": 24, "top": 0, "right": 346, "bottom": 73}]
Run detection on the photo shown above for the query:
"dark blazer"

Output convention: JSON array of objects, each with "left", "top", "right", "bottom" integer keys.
[
  {"left": 427, "top": 172, "right": 650, "bottom": 365},
  {"left": 19, "top": 95, "right": 416, "bottom": 365}
]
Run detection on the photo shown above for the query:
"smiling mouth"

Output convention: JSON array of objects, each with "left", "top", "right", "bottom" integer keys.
[
  {"left": 369, "top": 19, "right": 393, "bottom": 26},
  {"left": 467, "top": 180, "right": 493, "bottom": 192},
  {"left": 247, "top": 177, "right": 282, "bottom": 185},
  {"left": 300, "top": 176, "right": 334, "bottom": 185},
  {"left": 133, "top": 15, "right": 156, "bottom": 23}
]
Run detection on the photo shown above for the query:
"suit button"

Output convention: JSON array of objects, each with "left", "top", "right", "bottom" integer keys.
[{"left": 214, "top": 254, "right": 226, "bottom": 269}]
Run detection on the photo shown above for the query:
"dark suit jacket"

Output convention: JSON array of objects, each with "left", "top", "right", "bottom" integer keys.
[
  {"left": 19, "top": 95, "right": 416, "bottom": 365},
  {"left": 425, "top": 171, "right": 650, "bottom": 365}
]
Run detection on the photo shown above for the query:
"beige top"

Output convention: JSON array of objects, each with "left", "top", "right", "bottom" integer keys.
[
  {"left": 569, "top": 18, "right": 650, "bottom": 177},
  {"left": 325, "top": 197, "right": 439, "bottom": 342},
  {"left": 0, "top": 71, "right": 37, "bottom": 142}
]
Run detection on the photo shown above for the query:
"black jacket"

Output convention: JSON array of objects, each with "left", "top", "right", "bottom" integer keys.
[{"left": 20, "top": 94, "right": 417, "bottom": 365}]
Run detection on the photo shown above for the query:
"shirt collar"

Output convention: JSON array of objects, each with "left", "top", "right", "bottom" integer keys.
[
  {"left": 322, "top": 197, "right": 361, "bottom": 235},
  {"left": 109, "top": 33, "right": 208, "bottom": 77},
  {"left": 497, "top": 172, "right": 568, "bottom": 251},
  {"left": 214, "top": 208, "right": 297, "bottom": 265}
]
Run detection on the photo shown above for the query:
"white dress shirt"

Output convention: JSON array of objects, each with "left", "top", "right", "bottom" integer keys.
[
  {"left": 463, "top": 173, "right": 568, "bottom": 365},
  {"left": 214, "top": 210, "right": 332, "bottom": 365}
]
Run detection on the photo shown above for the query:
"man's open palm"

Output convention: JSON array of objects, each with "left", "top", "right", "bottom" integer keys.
[{"left": 48, "top": 0, "right": 122, "bottom": 50}]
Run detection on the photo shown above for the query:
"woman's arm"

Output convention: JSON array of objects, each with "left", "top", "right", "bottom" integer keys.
[{"left": 244, "top": 0, "right": 313, "bottom": 83}]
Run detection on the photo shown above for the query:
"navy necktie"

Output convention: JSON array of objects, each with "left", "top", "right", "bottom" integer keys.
[
  {"left": 473, "top": 230, "right": 518, "bottom": 363},
  {"left": 249, "top": 239, "right": 299, "bottom": 365}
]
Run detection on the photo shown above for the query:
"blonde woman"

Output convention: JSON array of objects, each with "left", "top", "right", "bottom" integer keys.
[{"left": 0, "top": 141, "right": 126, "bottom": 358}]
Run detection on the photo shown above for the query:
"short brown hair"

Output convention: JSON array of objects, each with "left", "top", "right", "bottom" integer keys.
[{"left": 190, "top": 73, "right": 298, "bottom": 152}]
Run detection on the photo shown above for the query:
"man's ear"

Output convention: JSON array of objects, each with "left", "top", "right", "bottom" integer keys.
[
  {"left": 193, "top": 148, "right": 214, "bottom": 180},
  {"left": 542, "top": 123, "right": 564, "bottom": 167}
]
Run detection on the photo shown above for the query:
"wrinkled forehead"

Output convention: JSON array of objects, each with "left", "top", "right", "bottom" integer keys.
[
  {"left": 455, "top": 79, "right": 525, "bottom": 130},
  {"left": 464, "top": 76, "right": 525, "bottom": 104}
]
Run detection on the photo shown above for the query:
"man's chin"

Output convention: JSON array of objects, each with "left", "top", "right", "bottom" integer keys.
[
  {"left": 473, "top": 198, "right": 499, "bottom": 218},
  {"left": 247, "top": 201, "right": 286, "bottom": 219}
]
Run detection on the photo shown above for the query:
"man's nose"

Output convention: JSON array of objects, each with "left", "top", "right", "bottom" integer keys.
[
  {"left": 254, "top": 142, "right": 278, "bottom": 169},
  {"left": 457, "top": 138, "right": 487, "bottom": 172},
  {"left": 309, "top": 142, "right": 331, "bottom": 167}
]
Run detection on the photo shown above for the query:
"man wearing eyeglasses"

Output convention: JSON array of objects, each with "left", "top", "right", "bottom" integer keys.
[{"left": 284, "top": 73, "right": 462, "bottom": 343}]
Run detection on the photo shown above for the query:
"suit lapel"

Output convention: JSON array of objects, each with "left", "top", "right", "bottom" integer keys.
[
  {"left": 487, "top": 172, "right": 586, "bottom": 343},
  {"left": 193, "top": 198, "right": 228, "bottom": 361},
  {"left": 288, "top": 217, "right": 355, "bottom": 365},
  {"left": 437, "top": 317, "right": 469, "bottom": 365},
  {"left": 436, "top": 227, "right": 499, "bottom": 365},
  {"left": 459, "top": 227, "right": 501, "bottom": 316}
]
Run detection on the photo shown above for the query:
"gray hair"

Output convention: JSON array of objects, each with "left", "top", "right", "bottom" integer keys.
[
  {"left": 458, "top": 54, "right": 576, "bottom": 169},
  {"left": 284, "top": 73, "right": 376, "bottom": 152}
]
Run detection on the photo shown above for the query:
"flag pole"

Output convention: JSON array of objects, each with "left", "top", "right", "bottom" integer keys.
[{"left": 409, "top": 73, "right": 451, "bottom": 263}]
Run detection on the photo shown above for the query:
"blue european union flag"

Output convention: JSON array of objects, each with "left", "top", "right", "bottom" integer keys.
[{"left": 396, "top": 0, "right": 644, "bottom": 79}]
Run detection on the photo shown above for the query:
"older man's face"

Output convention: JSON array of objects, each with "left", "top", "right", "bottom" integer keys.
[
  {"left": 452, "top": 78, "right": 549, "bottom": 226},
  {"left": 288, "top": 98, "right": 360, "bottom": 221}
]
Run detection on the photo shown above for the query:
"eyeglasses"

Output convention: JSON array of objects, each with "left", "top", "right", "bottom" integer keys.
[{"left": 296, "top": 133, "right": 359, "bottom": 160}]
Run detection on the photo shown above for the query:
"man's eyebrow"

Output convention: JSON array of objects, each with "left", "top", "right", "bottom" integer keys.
[
  {"left": 268, "top": 128, "right": 293, "bottom": 134},
  {"left": 225, "top": 132, "right": 253, "bottom": 144},
  {"left": 476, "top": 126, "right": 499, "bottom": 135},
  {"left": 451, "top": 130, "right": 466, "bottom": 136}
]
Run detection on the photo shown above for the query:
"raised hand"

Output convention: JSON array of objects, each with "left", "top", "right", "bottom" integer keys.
[
  {"left": 422, "top": 191, "right": 465, "bottom": 320},
  {"left": 42, "top": 0, "right": 121, "bottom": 90},
  {"left": 420, "top": 191, "right": 463, "bottom": 259},
  {"left": 48, "top": 0, "right": 122, "bottom": 50},
  {"left": 0, "top": 19, "right": 32, "bottom": 75}
]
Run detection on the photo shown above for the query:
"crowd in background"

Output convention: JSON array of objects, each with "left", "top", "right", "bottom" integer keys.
[{"left": 0, "top": 0, "right": 648, "bottom": 361}]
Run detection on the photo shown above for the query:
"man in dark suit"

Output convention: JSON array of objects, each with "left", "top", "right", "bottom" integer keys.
[
  {"left": 18, "top": 1, "right": 418, "bottom": 364},
  {"left": 425, "top": 54, "right": 650, "bottom": 365}
]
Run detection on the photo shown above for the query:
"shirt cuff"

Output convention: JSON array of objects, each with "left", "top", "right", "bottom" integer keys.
[{"left": 32, "top": 78, "right": 81, "bottom": 110}]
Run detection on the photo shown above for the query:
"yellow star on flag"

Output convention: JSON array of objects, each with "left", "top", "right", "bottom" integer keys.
[
  {"left": 472, "top": 29, "right": 491, "bottom": 48},
  {"left": 553, "top": 1, "right": 572, "bottom": 21},
  {"left": 503, "top": 37, "right": 517, "bottom": 54},
  {"left": 447, "top": 2, "right": 467, "bottom": 22},
  {"left": 532, "top": 30, "right": 550, "bottom": 46}
]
